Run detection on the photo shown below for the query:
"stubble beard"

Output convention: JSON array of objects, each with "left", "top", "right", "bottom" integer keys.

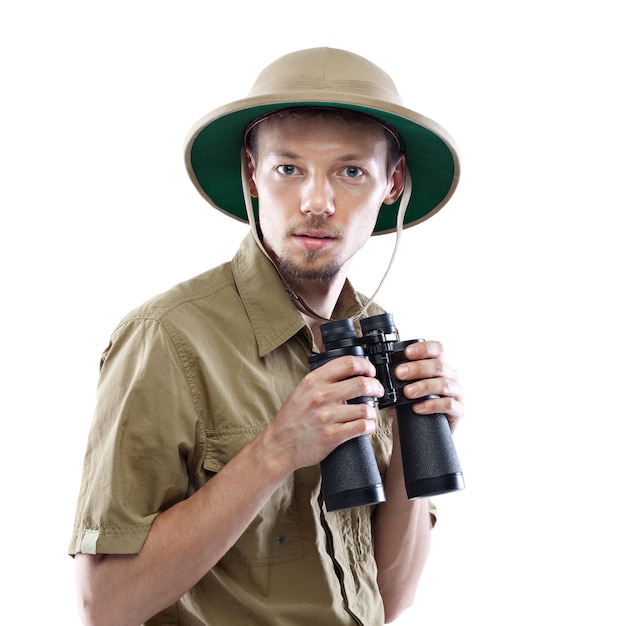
[
  {"left": 269, "top": 217, "right": 346, "bottom": 283},
  {"left": 275, "top": 249, "right": 343, "bottom": 283}
]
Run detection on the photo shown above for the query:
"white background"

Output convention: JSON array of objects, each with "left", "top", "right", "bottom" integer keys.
[{"left": 2, "top": 1, "right": 624, "bottom": 624}]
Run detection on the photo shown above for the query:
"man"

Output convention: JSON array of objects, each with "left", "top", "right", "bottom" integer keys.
[{"left": 70, "top": 47, "right": 464, "bottom": 625}]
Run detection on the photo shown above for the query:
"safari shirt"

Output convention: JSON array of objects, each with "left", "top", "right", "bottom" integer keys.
[{"left": 69, "top": 232, "right": 396, "bottom": 625}]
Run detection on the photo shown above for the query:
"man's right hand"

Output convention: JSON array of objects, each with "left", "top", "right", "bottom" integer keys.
[{"left": 261, "top": 355, "right": 384, "bottom": 472}]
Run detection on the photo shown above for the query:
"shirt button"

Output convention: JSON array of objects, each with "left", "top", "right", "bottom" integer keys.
[{"left": 277, "top": 535, "right": 286, "bottom": 545}]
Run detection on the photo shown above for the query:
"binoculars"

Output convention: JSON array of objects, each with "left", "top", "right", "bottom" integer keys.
[{"left": 309, "top": 312, "right": 464, "bottom": 511}]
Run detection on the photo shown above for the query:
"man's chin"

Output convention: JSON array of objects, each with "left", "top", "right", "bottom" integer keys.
[{"left": 276, "top": 256, "right": 341, "bottom": 283}]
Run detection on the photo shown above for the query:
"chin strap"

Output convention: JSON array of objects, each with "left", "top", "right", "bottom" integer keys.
[{"left": 240, "top": 147, "right": 412, "bottom": 322}]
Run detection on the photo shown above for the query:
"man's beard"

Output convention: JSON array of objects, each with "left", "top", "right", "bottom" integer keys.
[
  {"left": 271, "top": 216, "right": 345, "bottom": 282},
  {"left": 275, "top": 249, "right": 342, "bottom": 282}
]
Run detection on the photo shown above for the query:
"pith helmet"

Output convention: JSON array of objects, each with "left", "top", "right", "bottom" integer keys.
[{"left": 184, "top": 47, "right": 460, "bottom": 234}]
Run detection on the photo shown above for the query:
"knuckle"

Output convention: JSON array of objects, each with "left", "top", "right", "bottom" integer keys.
[
  {"left": 320, "top": 421, "right": 337, "bottom": 442},
  {"left": 440, "top": 379, "right": 453, "bottom": 397},
  {"left": 432, "top": 359, "right": 446, "bottom": 376},
  {"left": 353, "top": 402, "right": 375, "bottom": 420},
  {"left": 441, "top": 396, "right": 455, "bottom": 412},
  {"left": 352, "top": 375, "right": 374, "bottom": 397},
  {"left": 300, "top": 372, "right": 318, "bottom": 393},
  {"left": 344, "top": 355, "right": 368, "bottom": 376},
  {"left": 360, "top": 418, "right": 376, "bottom": 435},
  {"left": 310, "top": 387, "right": 331, "bottom": 407},
  {"left": 423, "top": 339, "right": 443, "bottom": 358}
]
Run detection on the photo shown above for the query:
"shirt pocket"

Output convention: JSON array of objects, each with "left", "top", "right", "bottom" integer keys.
[{"left": 203, "top": 427, "right": 304, "bottom": 567}]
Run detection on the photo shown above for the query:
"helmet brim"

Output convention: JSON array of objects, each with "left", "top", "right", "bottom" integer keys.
[{"left": 185, "top": 93, "right": 460, "bottom": 235}]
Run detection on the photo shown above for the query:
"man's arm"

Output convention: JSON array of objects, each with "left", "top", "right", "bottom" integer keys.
[
  {"left": 75, "top": 354, "right": 383, "bottom": 626},
  {"left": 374, "top": 339, "right": 463, "bottom": 623},
  {"left": 76, "top": 431, "right": 291, "bottom": 626},
  {"left": 373, "top": 419, "right": 433, "bottom": 623}
]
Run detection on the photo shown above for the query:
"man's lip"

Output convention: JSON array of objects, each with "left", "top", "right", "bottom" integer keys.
[
  {"left": 292, "top": 231, "right": 337, "bottom": 250},
  {"left": 293, "top": 230, "right": 336, "bottom": 239}
]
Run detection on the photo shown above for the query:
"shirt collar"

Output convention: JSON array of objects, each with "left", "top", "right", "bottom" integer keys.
[{"left": 231, "top": 232, "right": 367, "bottom": 357}]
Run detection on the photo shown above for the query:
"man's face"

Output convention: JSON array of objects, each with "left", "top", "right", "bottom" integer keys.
[{"left": 247, "top": 113, "right": 405, "bottom": 284}]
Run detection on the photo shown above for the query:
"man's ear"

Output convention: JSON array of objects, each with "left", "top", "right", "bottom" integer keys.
[
  {"left": 245, "top": 148, "right": 259, "bottom": 198},
  {"left": 383, "top": 154, "right": 406, "bottom": 205}
]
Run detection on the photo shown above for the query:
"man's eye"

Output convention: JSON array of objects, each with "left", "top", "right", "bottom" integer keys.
[
  {"left": 342, "top": 166, "right": 363, "bottom": 178},
  {"left": 277, "top": 164, "right": 298, "bottom": 175}
]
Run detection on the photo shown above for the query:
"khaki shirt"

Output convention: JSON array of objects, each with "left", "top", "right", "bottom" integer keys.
[{"left": 69, "top": 233, "right": 396, "bottom": 625}]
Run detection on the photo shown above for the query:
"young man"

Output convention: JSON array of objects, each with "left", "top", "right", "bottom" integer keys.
[{"left": 70, "top": 47, "right": 464, "bottom": 625}]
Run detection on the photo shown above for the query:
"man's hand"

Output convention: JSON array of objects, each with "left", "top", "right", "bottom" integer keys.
[
  {"left": 393, "top": 340, "right": 464, "bottom": 433},
  {"left": 262, "top": 355, "right": 384, "bottom": 472}
]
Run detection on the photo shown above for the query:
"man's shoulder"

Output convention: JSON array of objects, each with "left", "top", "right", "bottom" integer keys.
[{"left": 121, "top": 261, "right": 236, "bottom": 325}]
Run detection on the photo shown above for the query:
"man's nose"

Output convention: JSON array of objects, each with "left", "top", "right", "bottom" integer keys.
[{"left": 301, "top": 175, "right": 335, "bottom": 216}]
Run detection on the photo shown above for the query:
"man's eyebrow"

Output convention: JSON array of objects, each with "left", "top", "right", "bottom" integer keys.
[
  {"left": 266, "top": 150, "right": 301, "bottom": 159},
  {"left": 266, "top": 151, "right": 373, "bottom": 161},
  {"left": 336, "top": 153, "right": 370, "bottom": 162}
]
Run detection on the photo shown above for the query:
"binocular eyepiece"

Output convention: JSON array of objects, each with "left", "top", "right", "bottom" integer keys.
[{"left": 309, "top": 312, "right": 464, "bottom": 512}]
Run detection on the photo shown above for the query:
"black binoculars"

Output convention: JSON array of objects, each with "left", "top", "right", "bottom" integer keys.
[{"left": 309, "top": 312, "right": 464, "bottom": 511}]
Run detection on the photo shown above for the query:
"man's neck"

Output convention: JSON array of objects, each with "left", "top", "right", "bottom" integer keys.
[{"left": 289, "top": 274, "right": 347, "bottom": 350}]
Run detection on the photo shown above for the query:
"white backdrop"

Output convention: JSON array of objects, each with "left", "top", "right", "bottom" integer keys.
[{"left": 2, "top": 1, "right": 624, "bottom": 624}]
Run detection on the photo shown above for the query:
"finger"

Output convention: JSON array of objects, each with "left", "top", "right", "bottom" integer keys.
[
  {"left": 312, "top": 354, "right": 377, "bottom": 382},
  {"left": 402, "top": 377, "right": 463, "bottom": 404},
  {"left": 403, "top": 339, "right": 443, "bottom": 361},
  {"left": 308, "top": 355, "right": 384, "bottom": 404},
  {"left": 338, "top": 375, "right": 385, "bottom": 402},
  {"left": 396, "top": 352, "right": 462, "bottom": 389},
  {"left": 304, "top": 373, "right": 384, "bottom": 409},
  {"left": 331, "top": 402, "right": 379, "bottom": 431},
  {"left": 411, "top": 396, "right": 464, "bottom": 433},
  {"left": 395, "top": 341, "right": 449, "bottom": 381},
  {"left": 307, "top": 401, "right": 378, "bottom": 456}
]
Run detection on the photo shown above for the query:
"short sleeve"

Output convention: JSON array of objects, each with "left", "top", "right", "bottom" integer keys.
[{"left": 69, "top": 317, "right": 200, "bottom": 555}]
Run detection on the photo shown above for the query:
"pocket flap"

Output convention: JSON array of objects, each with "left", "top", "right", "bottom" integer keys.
[{"left": 203, "top": 427, "right": 264, "bottom": 473}]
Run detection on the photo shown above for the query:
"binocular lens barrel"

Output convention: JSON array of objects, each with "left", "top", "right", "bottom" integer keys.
[
  {"left": 396, "top": 403, "right": 465, "bottom": 498},
  {"left": 320, "top": 436, "right": 386, "bottom": 511},
  {"left": 388, "top": 339, "right": 465, "bottom": 499},
  {"left": 309, "top": 345, "right": 386, "bottom": 511}
]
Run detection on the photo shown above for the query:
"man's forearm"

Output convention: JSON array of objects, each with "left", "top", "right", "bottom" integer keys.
[{"left": 374, "top": 418, "right": 433, "bottom": 623}]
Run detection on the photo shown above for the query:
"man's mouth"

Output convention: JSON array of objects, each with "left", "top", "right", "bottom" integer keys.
[{"left": 293, "top": 230, "right": 337, "bottom": 251}]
